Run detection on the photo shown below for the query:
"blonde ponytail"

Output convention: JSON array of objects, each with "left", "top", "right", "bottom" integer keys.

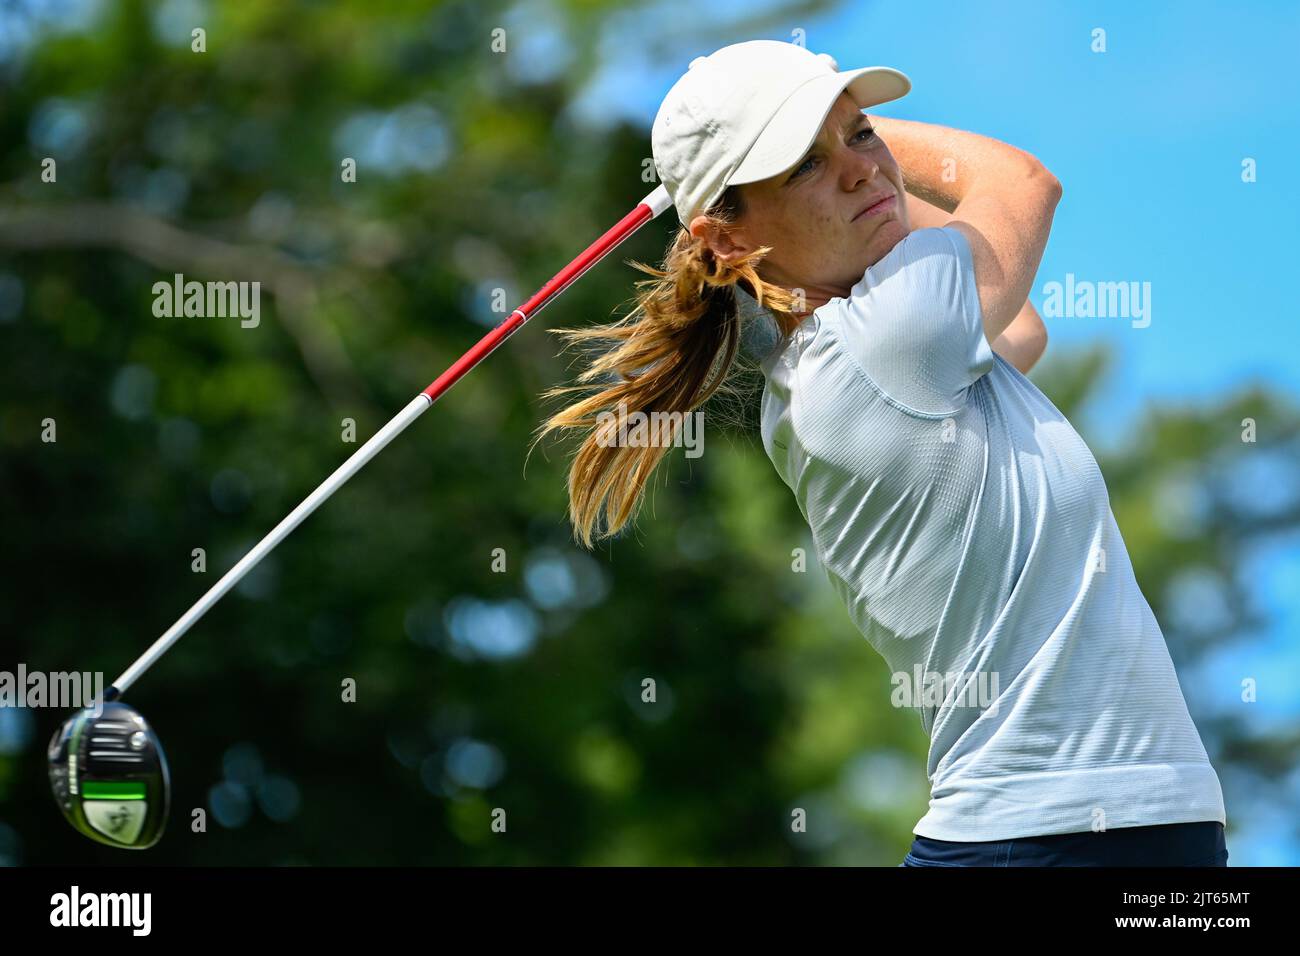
[{"left": 528, "top": 186, "right": 803, "bottom": 549}]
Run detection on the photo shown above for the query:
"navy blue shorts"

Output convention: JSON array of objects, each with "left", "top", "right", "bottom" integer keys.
[{"left": 900, "top": 821, "right": 1228, "bottom": 867}]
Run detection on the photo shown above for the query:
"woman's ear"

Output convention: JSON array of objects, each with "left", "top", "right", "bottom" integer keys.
[{"left": 689, "top": 215, "right": 749, "bottom": 264}]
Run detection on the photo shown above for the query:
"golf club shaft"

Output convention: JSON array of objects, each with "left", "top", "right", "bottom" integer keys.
[{"left": 109, "top": 184, "right": 673, "bottom": 697}]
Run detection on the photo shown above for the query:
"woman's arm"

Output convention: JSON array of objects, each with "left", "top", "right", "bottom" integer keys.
[
  {"left": 869, "top": 114, "right": 1061, "bottom": 348},
  {"left": 904, "top": 191, "right": 1048, "bottom": 375},
  {"left": 991, "top": 300, "right": 1048, "bottom": 374}
]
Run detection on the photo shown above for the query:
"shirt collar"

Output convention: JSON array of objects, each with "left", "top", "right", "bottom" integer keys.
[{"left": 735, "top": 282, "right": 789, "bottom": 366}]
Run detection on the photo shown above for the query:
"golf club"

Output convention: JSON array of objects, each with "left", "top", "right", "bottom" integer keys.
[{"left": 48, "top": 183, "right": 674, "bottom": 849}]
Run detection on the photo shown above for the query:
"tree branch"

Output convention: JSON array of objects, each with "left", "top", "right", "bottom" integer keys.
[{"left": 0, "top": 200, "right": 376, "bottom": 414}]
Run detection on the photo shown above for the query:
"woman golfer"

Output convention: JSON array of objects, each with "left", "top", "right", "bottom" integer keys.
[{"left": 534, "top": 40, "right": 1228, "bottom": 867}]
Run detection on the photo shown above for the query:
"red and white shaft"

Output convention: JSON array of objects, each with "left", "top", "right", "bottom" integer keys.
[{"left": 108, "top": 184, "right": 673, "bottom": 698}]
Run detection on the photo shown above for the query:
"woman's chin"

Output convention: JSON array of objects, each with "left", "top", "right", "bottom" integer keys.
[{"left": 863, "top": 222, "right": 908, "bottom": 268}]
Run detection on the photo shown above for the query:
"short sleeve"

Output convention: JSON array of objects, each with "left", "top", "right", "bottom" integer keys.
[{"left": 830, "top": 225, "right": 995, "bottom": 415}]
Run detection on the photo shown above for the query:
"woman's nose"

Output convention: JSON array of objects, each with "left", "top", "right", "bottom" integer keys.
[{"left": 840, "top": 147, "right": 879, "bottom": 189}]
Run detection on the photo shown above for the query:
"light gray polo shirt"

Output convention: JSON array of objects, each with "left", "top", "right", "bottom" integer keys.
[{"left": 737, "top": 225, "right": 1226, "bottom": 841}]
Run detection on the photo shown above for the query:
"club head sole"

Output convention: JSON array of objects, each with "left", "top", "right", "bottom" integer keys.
[{"left": 48, "top": 701, "right": 170, "bottom": 850}]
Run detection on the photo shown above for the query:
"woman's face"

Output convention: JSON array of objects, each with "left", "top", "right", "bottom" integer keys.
[{"left": 692, "top": 91, "right": 910, "bottom": 312}]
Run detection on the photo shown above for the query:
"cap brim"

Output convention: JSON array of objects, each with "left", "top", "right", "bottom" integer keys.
[{"left": 729, "top": 66, "right": 911, "bottom": 186}]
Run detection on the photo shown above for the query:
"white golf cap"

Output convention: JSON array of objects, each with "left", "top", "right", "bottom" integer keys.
[{"left": 652, "top": 40, "right": 911, "bottom": 228}]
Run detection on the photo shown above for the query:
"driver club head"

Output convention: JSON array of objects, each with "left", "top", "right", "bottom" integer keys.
[{"left": 47, "top": 700, "right": 170, "bottom": 850}]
